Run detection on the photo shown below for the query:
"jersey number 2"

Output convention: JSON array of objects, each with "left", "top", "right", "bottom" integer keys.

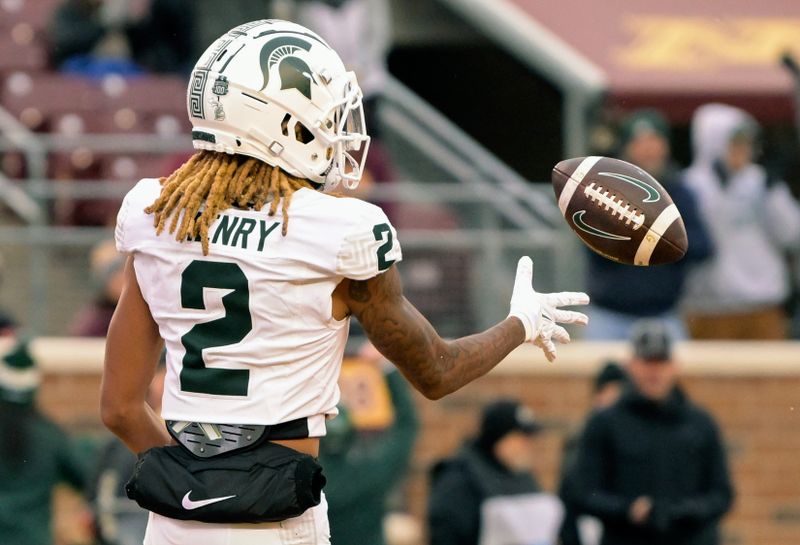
[
  {"left": 180, "top": 260, "right": 251, "bottom": 396},
  {"left": 373, "top": 223, "right": 396, "bottom": 271}
]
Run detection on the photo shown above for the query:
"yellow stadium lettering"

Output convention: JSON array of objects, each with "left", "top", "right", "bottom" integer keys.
[{"left": 615, "top": 17, "right": 800, "bottom": 70}]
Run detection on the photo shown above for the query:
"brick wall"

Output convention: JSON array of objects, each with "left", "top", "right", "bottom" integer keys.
[
  {"left": 33, "top": 341, "right": 800, "bottom": 545},
  {"left": 403, "top": 373, "right": 800, "bottom": 545}
]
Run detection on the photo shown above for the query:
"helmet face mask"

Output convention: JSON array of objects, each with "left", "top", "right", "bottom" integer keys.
[
  {"left": 322, "top": 73, "right": 370, "bottom": 189},
  {"left": 187, "top": 20, "right": 370, "bottom": 192}
]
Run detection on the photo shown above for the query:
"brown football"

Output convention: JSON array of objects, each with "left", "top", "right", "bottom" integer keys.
[{"left": 552, "top": 156, "right": 687, "bottom": 266}]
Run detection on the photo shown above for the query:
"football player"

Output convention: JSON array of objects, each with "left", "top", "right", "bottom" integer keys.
[{"left": 101, "top": 20, "right": 588, "bottom": 545}]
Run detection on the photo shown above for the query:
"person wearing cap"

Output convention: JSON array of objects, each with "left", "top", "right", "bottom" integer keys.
[
  {"left": 573, "top": 320, "right": 733, "bottom": 545},
  {"left": 428, "top": 399, "right": 564, "bottom": 545},
  {"left": 0, "top": 340, "right": 88, "bottom": 545},
  {"left": 584, "top": 109, "right": 712, "bottom": 341},
  {"left": 558, "top": 361, "right": 627, "bottom": 545},
  {"left": 70, "top": 239, "right": 126, "bottom": 337}
]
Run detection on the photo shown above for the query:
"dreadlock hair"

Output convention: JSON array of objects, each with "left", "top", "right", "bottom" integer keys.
[{"left": 145, "top": 151, "right": 314, "bottom": 255}]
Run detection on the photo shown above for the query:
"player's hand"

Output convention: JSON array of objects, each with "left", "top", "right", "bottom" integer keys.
[{"left": 508, "top": 256, "right": 589, "bottom": 362}]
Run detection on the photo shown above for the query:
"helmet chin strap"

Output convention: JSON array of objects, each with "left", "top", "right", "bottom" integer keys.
[{"left": 322, "top": 164, "right": 346, "bottom": 192}]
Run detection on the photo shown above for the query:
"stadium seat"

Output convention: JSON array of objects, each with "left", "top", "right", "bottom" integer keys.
[
  {"left": 50, "top": 109, "right": 190, "bottom": 137},
  {"left": 1, "top": 72, "right": 103, "bottom": 130},
  {"left": 100, "top": 75, "right": 187, "bottom": 114},
  {"left": 0, "top": 33, "right": 47, "bottom": 72},
  {"left": 0, "top": 0, "right": 62, "bottom": 32},
  {"left": 101, "top": 154, "right": 169, "bottom": 181},
  {"left": 48, "top": 150, "right": 102, "bottom": 181}
]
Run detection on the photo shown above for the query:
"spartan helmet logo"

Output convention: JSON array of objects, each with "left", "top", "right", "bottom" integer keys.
[{"left": 259, "top": 37, "right": 315, "bottom": 99}]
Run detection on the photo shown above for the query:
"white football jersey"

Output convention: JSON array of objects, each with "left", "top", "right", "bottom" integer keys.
[{"left": 115, "top": 178, "right": 401, "bottom": 435}]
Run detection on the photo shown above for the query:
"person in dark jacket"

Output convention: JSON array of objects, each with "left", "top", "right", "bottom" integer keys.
[
  {"left": 559, "top": 361, "right": 627, "bottom": 545},
  {"left": 585, "top": 110, "right": 713, "bottom": 340},
  {"left": 319, "top": 344, "right": 419, "bottom": 545},
  {"left": 0, "top": 252, "right": 17, "bottom": 338},
  {"left": 50, "top": 0, "right": 195, "bottom": 74},
  {"left": 428, "top": 399, "right": 563, "bottom": 545},
  {"left": 574, "top": 320, "right": 734, "bottom": 545},
  {"left": 88, "top": 357, "right": 166, "bottom": 545},
  {"left": 0, "top": 340, "right": 88, "bottom": 545}
]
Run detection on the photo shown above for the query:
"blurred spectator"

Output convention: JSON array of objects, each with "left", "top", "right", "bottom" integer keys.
[
  {"left": 320, "top": 342, "right": 419, "bottom": 545},
  {"left": 428, "top": 399, "right": 563, "bottom": 545},
  {"left": 288, "top": 0, "right": 391, "bottom": 138},
  {"left": 0, "top": 339, "right": 88, "bottom": 545},
  {"left": 0, "top": 252, "right": 18, "bottom": 337},
  {"left": 585, "top": 109, "right": 712, "bottom": 340},
  {"left": 190, "top": 1, "right": 272, "bottom": 61},
  {"left": 683, "top": 104, "right": 800, "bottom": 339},
  {"left": 88, "top": 355, "right": 166, "bottom": 545},
  {"left": 50, "top": 0, "right": 195, "bottom": 75},
  {"left": 287, "top": 0, "right": 397, "bottom": 218},
  {"left": 559, "top": 361, "right": 627, "bottom": 545},
  {"left": 573, "top": 320, "right": 733, "bottom": 545},
  {"left": 70, "top": 239, "right": 125, "bottom": 336},
  {"left": 384, "top": 511, "right": 423, "bottom": 545}
]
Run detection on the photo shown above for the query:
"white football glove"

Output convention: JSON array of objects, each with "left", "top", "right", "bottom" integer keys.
[{"left": 508, "top": 256, "right": 590, "bottom": 362}]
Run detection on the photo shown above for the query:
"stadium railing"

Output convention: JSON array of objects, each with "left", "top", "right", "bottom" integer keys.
[{"left": 0, "top": 78, "right": 582, "bottom": 336}]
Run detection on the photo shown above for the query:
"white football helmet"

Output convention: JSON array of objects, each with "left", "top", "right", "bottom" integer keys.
[{"left": 187, "top": 20, "right": 370, "bottom": 191}]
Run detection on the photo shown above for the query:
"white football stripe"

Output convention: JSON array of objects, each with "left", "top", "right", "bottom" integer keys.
[
  {"left": 558, "top": 156, "right": 602, "bottom": 215},
  {"left": 634, "top": 204, "right": 680, "bottom": 266}
]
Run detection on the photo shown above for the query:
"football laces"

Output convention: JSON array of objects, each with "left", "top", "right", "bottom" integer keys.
[{"left": 584, "top": 182, "right": 645, "bottom": 230}]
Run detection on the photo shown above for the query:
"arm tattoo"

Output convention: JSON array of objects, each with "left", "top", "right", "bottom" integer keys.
[
  {"left": 345, "top": 267, "right": 525, "bottom": 399},
  {"left": 347, "top": 278, "right": 372, "bottom": 304}
]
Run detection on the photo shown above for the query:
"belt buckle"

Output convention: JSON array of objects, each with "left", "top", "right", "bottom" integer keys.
[{"left": 167, "top": 421, "right": 267, "bottom": 458}]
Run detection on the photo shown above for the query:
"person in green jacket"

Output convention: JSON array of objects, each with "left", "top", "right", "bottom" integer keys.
[
  {"left": 320, "top": 343, "right": 419, "bottom": 545},
  {"left": 0, "top": 340, "right": 88, "bottom": 545}
]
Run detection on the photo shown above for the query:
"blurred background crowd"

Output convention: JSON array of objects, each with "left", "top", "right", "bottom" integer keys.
[{"left": 0, "top": 0, "right": 799, "bottom": 544}]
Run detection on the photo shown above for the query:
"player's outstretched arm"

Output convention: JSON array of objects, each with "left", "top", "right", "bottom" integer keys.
[{"left": 338, "top": 256, "right": 588, "bottom": 400}]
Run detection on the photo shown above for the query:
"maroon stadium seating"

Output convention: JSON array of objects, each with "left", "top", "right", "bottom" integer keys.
[
  {"left": 101, "top": 154, "right": 169, "bottom": 181},
  {"left": 100, "top": 75, "right": 187, "bottom": 114},
  {"left": 0, "top": 0, "right": 62, "bottom": 32},
  {"left": 1, "top": 72, "right": 104, "bottom": 130},
  {"left": 0, "top": 34, "right": 47, "bottom": 72}
]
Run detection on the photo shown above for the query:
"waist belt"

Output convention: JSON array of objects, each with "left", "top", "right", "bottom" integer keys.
[{"left": 167, "top": 417, "right": 311, "bottom": 458}]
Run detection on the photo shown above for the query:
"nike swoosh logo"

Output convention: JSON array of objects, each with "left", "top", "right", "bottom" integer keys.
[
  {"left": 572, "top": 210, "right": 631, "bottom": 241},
  {"left": 181, "top": 491, "right": 237, "bottom": 510},
  {"left": 598, "top": 171, "right": 661, "bottom": 203}
]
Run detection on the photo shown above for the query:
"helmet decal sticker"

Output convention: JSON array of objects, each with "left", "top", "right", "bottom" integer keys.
[
  {"left": 212, "top": 75, "right": 229, "bottom": 96},
  {"left": 209, "top": 96, "right": 226, "bottom": 121},
  {"left": 259, "top": 37, "right": 314, "bottom": 99}
]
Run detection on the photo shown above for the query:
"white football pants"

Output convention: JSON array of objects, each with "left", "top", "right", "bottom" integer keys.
[{"left": 143, "top": 493, "right": 330, "bottom": 545}]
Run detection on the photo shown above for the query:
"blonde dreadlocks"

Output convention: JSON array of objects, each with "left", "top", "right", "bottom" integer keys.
[{"left": 145, "top": 151, "right": 313, "bottom": 255}]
